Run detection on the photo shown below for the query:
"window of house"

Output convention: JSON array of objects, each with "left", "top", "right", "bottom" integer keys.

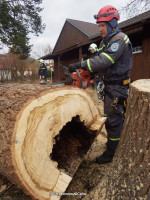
[
  {"left": 128, "top": 30, "right": 143, "bottom": 54},
  {"left": 132, "top": 46, "right": 142, "bottom": 53}
]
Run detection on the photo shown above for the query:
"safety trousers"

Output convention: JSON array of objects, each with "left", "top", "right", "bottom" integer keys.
[{"left": 104, "top": 93, "right": 124, "bottom": 156}]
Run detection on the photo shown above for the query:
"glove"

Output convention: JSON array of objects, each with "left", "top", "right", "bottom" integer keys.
[{"left": 68, "top": 62, "right": 81, "bottom": 72}]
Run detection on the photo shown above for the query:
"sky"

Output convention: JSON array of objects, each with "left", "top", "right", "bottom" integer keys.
[
  {"left": 0, "top": 0, "right": 129, "bottom": 58},
  {"left": 30, "top": 0, "right": 129, "bottom": 58}
]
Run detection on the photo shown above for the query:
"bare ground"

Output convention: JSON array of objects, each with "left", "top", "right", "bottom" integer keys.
[{"left": 0, "top": 86, "right": 110, "bottom": 200}]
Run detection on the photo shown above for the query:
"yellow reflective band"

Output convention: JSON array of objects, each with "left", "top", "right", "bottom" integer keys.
[
  {"left": 101, "top": 52, "right": 115, "bottom": 64},
  {"left": 121, "top": 111, "right": 124, "bottom": 115},
  {"left": 125, "top": 38, "right": 129, "bottom": 44},
  {"left": 124, "top": 35, "right": 130, "bottom": 44},
  {"left": 87, "top": 59, "right": 93, "bottom": 72},
  {"left": 99, "top": 44, "right": 105, "bottom": 51},
  {"left": 124, "top": 35, "right": 128, "bottom": 41},
  {"left": 104, "top": 113, "right": 107, "bottom": 117},
  {"left": 109, "top": 138, "right": 120, "bottom": 141}
]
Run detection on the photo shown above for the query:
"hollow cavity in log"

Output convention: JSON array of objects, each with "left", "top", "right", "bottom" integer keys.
[{"left": 50, "top": 115, "right": 96, "bottom": 176}]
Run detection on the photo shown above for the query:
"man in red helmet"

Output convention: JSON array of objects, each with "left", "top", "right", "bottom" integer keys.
[{"left": 69, "top": 5, "right": 132, "bottom": 164}]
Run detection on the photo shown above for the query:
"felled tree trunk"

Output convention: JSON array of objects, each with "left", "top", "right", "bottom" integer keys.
[
  {"left": 83, "top": 79, "right": 150, "bottom": 200},
  {"left": 0, "top": 83, "right": 105, "bottom": 200}
]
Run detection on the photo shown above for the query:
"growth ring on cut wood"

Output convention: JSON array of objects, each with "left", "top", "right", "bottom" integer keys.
[{"left": 10, "top": 86, "right": 105, "bottom": 200}]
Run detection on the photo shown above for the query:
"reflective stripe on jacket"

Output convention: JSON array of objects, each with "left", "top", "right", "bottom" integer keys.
[{"left": 38, "top": 65, "right": 48, "bottom": 77}]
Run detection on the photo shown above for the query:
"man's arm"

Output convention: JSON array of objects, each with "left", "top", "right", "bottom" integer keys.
[{"left": 81, "top": 36, "right": 129, "bottom": 73}]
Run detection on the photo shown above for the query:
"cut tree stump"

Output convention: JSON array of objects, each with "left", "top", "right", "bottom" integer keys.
[
  {"left": 0, "top": 84, "right": 105, "bottom": 200},
  {"left": 83, "top": 79, "right": 150, "bottom": 200}
]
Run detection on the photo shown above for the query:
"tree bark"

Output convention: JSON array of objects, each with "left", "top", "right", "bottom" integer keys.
[
  {"left": 0, "top": 83, "right": 105, "bottom": 200},
  {"left": 83, "top": 79, "right": 150, "bottom": 200}
]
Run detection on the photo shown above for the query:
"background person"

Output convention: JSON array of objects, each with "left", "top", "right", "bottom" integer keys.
[
  {"left": 68, "top": 5, "right": 132, "bottom": 164},
  {"left": 88, "top": 43, "right": 99, "bottom": 58},
  {"left": 88, "top": 43, "right": 103, "bottom": 103},
  {"left": 88, "top": 43, "right": 100, "bottom": 91},
  {"left": 38, "top": 59, "right": 48, "bottom": 84}
]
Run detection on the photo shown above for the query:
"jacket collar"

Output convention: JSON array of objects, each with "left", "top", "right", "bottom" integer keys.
[{"left": 103, "top": 27, "right": 120, "bottom": 44}]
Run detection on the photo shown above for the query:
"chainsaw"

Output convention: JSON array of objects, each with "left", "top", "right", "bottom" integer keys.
[{"left": 62, "top": 66, "right": 95, "bottom": 89}]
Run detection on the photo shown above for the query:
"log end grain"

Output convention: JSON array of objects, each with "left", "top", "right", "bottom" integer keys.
[{"left": 2, "top": 85, "right": 105, "bottom": 200}]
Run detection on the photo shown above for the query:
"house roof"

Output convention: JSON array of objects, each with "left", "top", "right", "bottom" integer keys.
[
  {"left": 40, "top": 19, "right": 100, "bottom": 60},
  {"left": 67, "top": 19, "right": 99, "bottom": 38},
  {"left": 39, "top": 53, "right": 52, "bottom": 60},
  {"left": 119, "top": 10, "right": 150, "bottom": 29},
  {"left": 52, "top": 18, "right": 100, "bottom": 55},
  {"left": 40, "top": 10, "right": 150, "bottom": 60}
]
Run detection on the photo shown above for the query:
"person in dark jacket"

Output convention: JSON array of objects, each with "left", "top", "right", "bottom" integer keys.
[
  {"left": 68, "top": 5, "right": 132, "bottom": 164},
  {"left": 88, "top": 43, "right": 99, "bottom": 58},
  {"left": 88, "top": 43, "right": 100, "bottom": 90},
  {"left": 88, "top": 43, "right": 102, "bottom": 103},
  {"left": 38, "top": 59, "right": 48, "bottom": 84}
]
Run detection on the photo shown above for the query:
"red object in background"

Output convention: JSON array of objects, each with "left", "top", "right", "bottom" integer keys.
[{"left": 71, "top": 69, "right": 95, "bottom": 89}]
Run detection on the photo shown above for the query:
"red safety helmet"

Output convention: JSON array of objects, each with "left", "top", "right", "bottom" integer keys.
[{"left": 94, "top": 5, "right": 120, "bottom": 23}]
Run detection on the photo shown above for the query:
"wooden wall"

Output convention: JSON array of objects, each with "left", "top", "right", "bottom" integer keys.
[{"left": 131, "top": 23, "right": 150, "bottom": 81}]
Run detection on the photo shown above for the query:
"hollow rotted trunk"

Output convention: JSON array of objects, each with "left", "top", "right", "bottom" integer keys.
[
  {"left": 83, "top": 79, "right": 150, "bottom": 200},
  {"left": 0, "top": 83, "right": 105, "bottom": 200}
]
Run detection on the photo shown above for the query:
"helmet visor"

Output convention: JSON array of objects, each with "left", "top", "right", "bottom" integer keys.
[{"left": 94, "top": 12, "right": 119, "bottom": 19}]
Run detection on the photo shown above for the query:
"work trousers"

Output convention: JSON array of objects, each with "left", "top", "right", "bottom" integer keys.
[{"left": 104, "top": 84, "right": 128, "bottom": 156}]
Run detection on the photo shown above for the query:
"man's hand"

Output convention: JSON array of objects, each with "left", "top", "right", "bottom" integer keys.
[{"left": 69, "top": 62, "right": 81, "bottom": 72}]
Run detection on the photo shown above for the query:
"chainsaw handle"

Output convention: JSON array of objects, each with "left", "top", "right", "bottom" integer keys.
[
  {"left": 76, "top": 69, "right": 82, "bottom": 88},
  {"left": 62, "top": 66, "right": 77, "bottom": 81}
]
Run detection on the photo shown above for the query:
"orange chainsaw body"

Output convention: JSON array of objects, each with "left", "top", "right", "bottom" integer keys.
[{"left": 71, "top": 69, "right": 95, "bottom": 89}]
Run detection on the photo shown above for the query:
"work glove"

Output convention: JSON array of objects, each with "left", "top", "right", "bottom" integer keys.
[{"left": 68, "top": 62, "right": 81, "bottom": 72}]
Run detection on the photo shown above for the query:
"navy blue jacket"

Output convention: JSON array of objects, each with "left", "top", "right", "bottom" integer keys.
[
  {"left": 81, "top": 30, "right": 132, "bottom": 82},
  {"left": 38, "top": 64, "right": 48, "bottom": 77}
]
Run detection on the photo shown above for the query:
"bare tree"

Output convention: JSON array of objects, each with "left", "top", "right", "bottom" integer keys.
[
  {"left": 33, "top": 44, "right": 53, "bottom": 59},
  {"left": 44, "top": 44, "right": 53, "bottom": 55},
  {"left": 121, "top": 0, "right": 150, "bottom": 19}
]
